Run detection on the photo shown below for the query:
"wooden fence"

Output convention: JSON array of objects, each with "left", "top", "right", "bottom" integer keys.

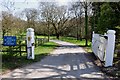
[{"left": 1, "top": 35, "right": 48, "bottom": 56}]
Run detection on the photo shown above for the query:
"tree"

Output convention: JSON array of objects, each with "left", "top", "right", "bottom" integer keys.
[
  {"left": 81, "top": 1, "right": 92, "bottom": 46},
  {"left": 1, "top": 0, "right": 15, "bottom": 37},
  {"left": 1, "top": 0, "right": 15, "bottom": 12},
  {"left": 2, "top": 11, "right": 26, "bottom": 36},
  {"left": 22, "top": 8, "right": 39, "bottom": 29},
  {"left": 98, "top": 3, "right": 116, "bottom": 33},
  {"left": 70, "top": 2, "right": 83, "bottom": 40},
  {"left": 91, "top": 2, "right": 120, "bottom": 33},
  {"left": 2, "top": 11, "right": 13, "bottom": 36},
  {"left": 39, "top": 2, "right": 52, "bottom": 41},
  {"left": 39, "top": 2, "right": 70, "bottom": 39}
]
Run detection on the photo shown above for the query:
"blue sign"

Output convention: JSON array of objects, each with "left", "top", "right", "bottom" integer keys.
[{"left": 3, "top": 36, "right": 17, "bottom": 46}]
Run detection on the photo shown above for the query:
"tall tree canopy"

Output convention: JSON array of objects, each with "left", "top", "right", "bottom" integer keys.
[{"left": 39, "top": 2, "right": 70, "bottom": 39}]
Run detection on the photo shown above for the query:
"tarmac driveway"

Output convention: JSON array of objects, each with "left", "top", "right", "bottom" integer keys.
[{"left": 2, "top": 40, "right": 110, "bottom": 80}]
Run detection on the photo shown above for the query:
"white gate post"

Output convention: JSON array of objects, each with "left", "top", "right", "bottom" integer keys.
[
  {"left": 105, "top": 30, "right": 116, "bottom": 67},
  {"left": 92, "top": 31, "right": 95, "bottom": 53},
  {"left": 26, "top": 28, "right": 35, "bottom": 59}
]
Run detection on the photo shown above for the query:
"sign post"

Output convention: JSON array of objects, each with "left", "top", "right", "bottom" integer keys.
[
  {"left": 3, "top": 36, "right": 16, "bottom": 46},
  {"left": 26, "top": 28, "right": 35, "bottom": 59}
]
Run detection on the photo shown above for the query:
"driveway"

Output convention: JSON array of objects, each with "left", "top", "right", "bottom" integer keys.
[{"left": 2, "top": 40, "right": 110, "bottom": 79}]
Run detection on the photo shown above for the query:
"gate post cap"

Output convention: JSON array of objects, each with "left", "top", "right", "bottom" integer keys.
[
  {"left": 107, "top": 30, "right": 116, "bottom": 34},
  {"left": 27, "top": 28, "right": 34, "bottom": 32}
]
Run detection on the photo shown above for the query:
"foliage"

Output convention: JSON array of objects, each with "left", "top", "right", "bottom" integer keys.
[
  {"left": 69, "top": 2, "right": 84, "bottom": 40},
  {"left": 97, "top": 3, "right": 117, "bottom": 33},
  {"left": 2, "top": 11, "right": 25, "bottom": 36},
  {"left": 22, "top": 8, "right": 39, "bottom": 29},
  {"left": 91, "top": 2, "right": 120, "bottom": 34},
  {"left": 39, "top": 2, "right": 70, "bottom": 39}
]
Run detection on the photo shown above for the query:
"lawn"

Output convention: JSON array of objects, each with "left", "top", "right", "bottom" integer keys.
[
  {"left": 36, "top": 36, "right": 92, "bottom": 52},
  {"left": 1, "top": 41, "right": 58, "bottom": 74}
]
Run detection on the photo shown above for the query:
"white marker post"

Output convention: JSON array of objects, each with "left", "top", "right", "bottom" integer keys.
[
  {"left": 105, "top": 30, "right": 116, "bottom": 67},
  {"left": 26, "top": 28, "right": 35, "bottom": 59}
]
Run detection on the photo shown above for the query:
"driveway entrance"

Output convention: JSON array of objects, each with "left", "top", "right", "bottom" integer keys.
[{"left": 2, "top": 40, "right": 110, "bottom": 79}]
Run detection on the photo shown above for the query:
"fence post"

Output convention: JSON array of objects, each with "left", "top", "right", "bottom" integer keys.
[
  {"left": 25, "top": 40, "right": 27, "bottom": 53},
  {"left": 19, "top": 40, "right": 22, "bottom": 56},
  {"left": 105, "top": 30, "right": 116, "bottom": 67},
  {"left": 35, "top": 37, "right": 36, "bottom": 47},
  {"left": 92, "top": 31, "right": 95, "bottom": 44}
]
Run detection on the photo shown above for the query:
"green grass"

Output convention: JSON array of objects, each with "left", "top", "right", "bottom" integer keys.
[
  {"left": 59, "top": 37, "right": 92, "bottom": 53},
  {"left": 36, "top": 35, "right": 47, "bottom": 38},
  {"left": 2, "top": 41, "right": 58, "bottom": 74},
  {"left": 36, "top": 36, "right": 92, "bottom": 52}
]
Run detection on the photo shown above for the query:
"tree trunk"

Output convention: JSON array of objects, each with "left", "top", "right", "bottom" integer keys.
[
  {"left": 2, "top": 30, "right": 6, "bottom": 38},
  {"left": 85, "top": 3, "right": 88, "bottom": 46},
  {"left": 56, "top": 33, "right": 59, "bottom": 39},
  {"left": 79, "top": 16, "right": 82, "bottom": 41},
  {"left": 52, "top": 23, "right": 60, "bottom": 39},
  {"left": 80, "top": 27, "right": 82, "bottom": 41},
  {"left": 77, "top": 19, "right": 79, "bottom": 40},
  {"left": 47, "top": 23, "right": 50, "bottom": 42}
]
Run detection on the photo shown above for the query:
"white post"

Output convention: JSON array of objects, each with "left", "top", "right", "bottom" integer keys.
[
  {"left": 105, "top": 30, "right": 116, "bottom": 67},
  {"left": 92, "top": 31, "right": 95, "bottom": 52},
  {"left": 26, "top": 28, "right": 35, "bottom": 59}
]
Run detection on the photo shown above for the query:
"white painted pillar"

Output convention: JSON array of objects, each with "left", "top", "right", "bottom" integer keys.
[
  {"left": 26, "top": 28, "right": 35, "bottom": 59},
  {"left": 105, "top": 30, "right": 116, "bottom": 67},
  {"left": 92, "top": 31, "right": 95, "bottom": 53}
]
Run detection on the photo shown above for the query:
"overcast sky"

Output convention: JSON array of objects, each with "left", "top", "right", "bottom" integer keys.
[
  {"left": 0, "top": 0, "right": 119, "bottom": 13},
  {"left": 0, "top": 0, "right": 74, "bottom": 12}
]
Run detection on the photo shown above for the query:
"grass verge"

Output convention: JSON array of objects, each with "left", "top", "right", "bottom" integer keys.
[{"left": 2, "top": 41, "right": 57, "bottom": 74}]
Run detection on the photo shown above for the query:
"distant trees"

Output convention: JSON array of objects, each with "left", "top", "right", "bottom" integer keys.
[
  {"left": 1, "top": 0, "right": 27, "bottom": 37},
  {"left": 1, "top": 0, "right": 93, "bottom": 42},
  {"left": 1, "top": 0, "right": 15, "bottom": 37},
  {"left": 39, "top": 2, "right": 53, "bottom": 41},
  {"left": 22, "top": 8, "right": 39, "bottom": 29},
  {"left": 1, "top": 0, "right": 119, "bottom": 47},
  {"left": 2, "top": 11, "right": 25, "bottom": 36},
  {"left": 39, "top": 2, "right": 70, "bottom": 39},
  {"left": 70, "top": 2, "right": 83, "bottom": 40},
  {"left": 2, "top": 11, "right": 13, "bottom": 37},
  {"left": 91, "top": 2, "right": 120, "bottom": 34}
]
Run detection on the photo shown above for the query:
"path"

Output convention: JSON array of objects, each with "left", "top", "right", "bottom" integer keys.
[{"left": 2, "top": 40, "right": 110, "bottom": 79}]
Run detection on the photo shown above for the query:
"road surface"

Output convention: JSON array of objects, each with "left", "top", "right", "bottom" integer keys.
[{"left": 2, "top": 40, "right": 110, "bottom": 80}]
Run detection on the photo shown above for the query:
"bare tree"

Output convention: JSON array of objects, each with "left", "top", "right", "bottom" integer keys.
[
  {"left": 70, "top": 1, "right": 84, "bottom": 40},
  {"left": 39, "top": 2, "right": 52, "bottom": 41},
  {"left": 39, "top": 2, "right": 70, "bottom": 39},
  {"left": 22, "top": 8, "right": 39, "bottom": 29},
  {"left": 1, "top": 0, "right": 15, "bottom": 12}
]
